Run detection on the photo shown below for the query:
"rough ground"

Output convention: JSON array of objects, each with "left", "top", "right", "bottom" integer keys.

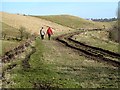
[
  {"left": 36, "top": 38, "right": 119, "bottom": 88},
  {"left": 1, "top": 36, "right": 119, "bottom": 88}
]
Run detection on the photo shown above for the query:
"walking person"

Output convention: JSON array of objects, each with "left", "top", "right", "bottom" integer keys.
[
  {"left": 40, "top": 27, "right": 45, "bottom": 40},
  {"left": 46, "top": 26, "right": 53, "bottom": 40}
]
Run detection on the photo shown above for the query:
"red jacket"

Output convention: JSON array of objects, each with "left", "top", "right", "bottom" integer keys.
[{"left": 47, "top": 27, "right": 53, "bottom": 35}]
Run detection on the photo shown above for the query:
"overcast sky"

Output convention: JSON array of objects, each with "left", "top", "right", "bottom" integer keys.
[{"left": 1, "top": 1, "right": 119, "bottom": 19}]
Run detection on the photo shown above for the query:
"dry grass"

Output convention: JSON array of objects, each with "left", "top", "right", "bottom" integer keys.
[
  {"left": 0, "top": 12, "right": 73, "bottom": 35},
  {"left": 35, "top": 15, "right": 114, "bottom": 29}
]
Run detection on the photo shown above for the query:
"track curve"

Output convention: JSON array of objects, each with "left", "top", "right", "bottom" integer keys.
[{"left": 56, "top": 30, "right": 120, "bottom": 67}]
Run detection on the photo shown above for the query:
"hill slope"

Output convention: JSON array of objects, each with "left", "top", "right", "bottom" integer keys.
[
  {"left": 0, "top": 12, "right": 73, "bottom": 35},
  {"left": 1, "top": 22, "right": 20, "bottom": 37},
  {"left": 34, "top": 15, "right": 113, "bottom": 29}
]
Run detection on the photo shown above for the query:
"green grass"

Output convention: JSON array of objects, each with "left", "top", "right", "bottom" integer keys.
[
  {"left": 34, "top": 15, "right": 113, "bottom": 29},
  {"left": 73, "top": 30, "right": 119, "bottom": 53},
  {"left": 5, "top": 38, "right": 119, "bottom": 88},
  {"left": 8, "top": 39, "right": 80, "bottom": 88}
]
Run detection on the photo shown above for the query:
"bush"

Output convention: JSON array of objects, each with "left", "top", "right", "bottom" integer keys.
[
  {"left": 19, "top": 26, "right": 26, "bottom": 41},
  {"left": 18, "top": 26, "right": 31, "bottom": 40},
  {"left": 108, "top": 22, "right": 119, "bottom": 42}
]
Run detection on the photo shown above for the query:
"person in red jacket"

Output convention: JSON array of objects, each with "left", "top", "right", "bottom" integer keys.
[{"left": 46, "top": 27, "right": 53, "bottom": 40}]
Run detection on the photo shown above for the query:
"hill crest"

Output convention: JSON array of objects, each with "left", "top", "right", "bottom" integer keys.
[{"left": 0, "top": 12, "right": 73, "bottom": 35}]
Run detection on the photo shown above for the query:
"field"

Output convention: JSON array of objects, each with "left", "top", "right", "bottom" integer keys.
[
  {"left": 72, "top": 30, "right": 119, "bottom": 53},
  {"left": 0, "top": 12, "right": 72, "bottom": 35},
  {"left": 1, "top": 12, "right": 120, "bottom": 88},
  {"left": 4, "top": 38, "right": 119, "bottom": 88},
  {"left": 35, "top": 15, "right": 114, "bottom": 29}
]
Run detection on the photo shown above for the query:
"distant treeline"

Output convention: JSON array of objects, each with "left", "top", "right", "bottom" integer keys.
[{"left": 87, "top": 18, "right": 117, "bottom": 22}]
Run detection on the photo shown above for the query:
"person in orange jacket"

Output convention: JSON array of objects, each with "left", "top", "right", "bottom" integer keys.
[{"left": 46, "top": 27, "right": 53, "bottom": 40}]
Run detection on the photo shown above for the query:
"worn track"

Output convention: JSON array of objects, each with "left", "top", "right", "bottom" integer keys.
[{"left": 56, "top": 30, "right": 120, "bottom": 67}]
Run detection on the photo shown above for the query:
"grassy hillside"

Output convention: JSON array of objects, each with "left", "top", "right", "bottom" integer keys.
[
  {"left": 0, "top": 12, "right": 77, "bottom": 56},
  {"left": 0, "top": 12, "right": 73, "bottom": 35},
  {"left": 35, "top": 15, "right": 113, "bottom": 29},
  {"left": 2, "top": 22, "right": 20, "bottom": 37}
]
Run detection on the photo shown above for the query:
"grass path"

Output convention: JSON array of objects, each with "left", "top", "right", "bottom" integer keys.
[{"left": 6, "top": 37, "right": 119, "bottom": 88}]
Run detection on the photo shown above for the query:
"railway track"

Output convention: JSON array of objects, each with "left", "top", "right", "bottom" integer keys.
[{"left": 56, "top": 30, "right": 120, "bottom": 67}]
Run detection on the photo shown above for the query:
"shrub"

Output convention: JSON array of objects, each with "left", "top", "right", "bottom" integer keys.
[
  {"left": 108, "top": 22, "right": 119, "bottom": 42},
  {"left": 19, "top": 26, "right": 26, "bottom": 41}
]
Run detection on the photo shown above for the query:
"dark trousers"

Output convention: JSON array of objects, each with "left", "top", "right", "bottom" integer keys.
[
  {"left": 48, "top": 34, "right": 51, "bottom": 40},
  {"left": 41, "top": 35, "right": 44, "bottom": 40}
]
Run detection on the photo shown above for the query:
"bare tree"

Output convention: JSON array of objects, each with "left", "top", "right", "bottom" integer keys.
[
  {"left": 19, "top": 26, "right": 26, "bottom": 41},
  {"left": 25, "top": 31, "right": 30, "bottom": 39}
]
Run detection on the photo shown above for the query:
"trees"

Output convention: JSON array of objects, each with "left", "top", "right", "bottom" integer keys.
[{"left": 91, "top": 18, "right": 117, "bottom": 22}]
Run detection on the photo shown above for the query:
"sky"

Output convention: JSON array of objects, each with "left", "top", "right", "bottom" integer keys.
[{"left": 0, "top": 1, "right": 119, "bottom": 19}]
